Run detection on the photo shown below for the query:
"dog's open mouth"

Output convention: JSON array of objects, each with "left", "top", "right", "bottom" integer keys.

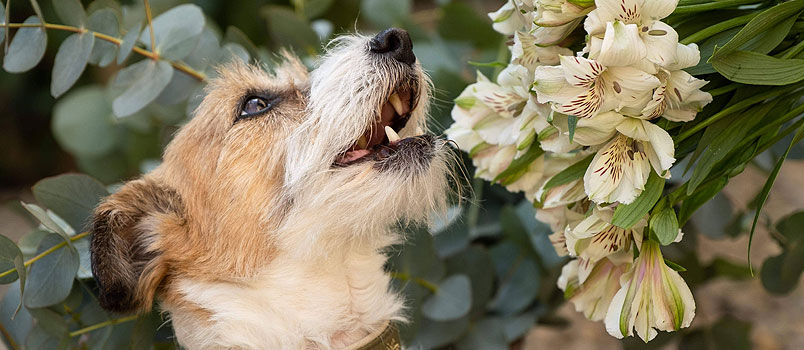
[{"left": 334, "top": 86, "right": 423, "bottom": 166}]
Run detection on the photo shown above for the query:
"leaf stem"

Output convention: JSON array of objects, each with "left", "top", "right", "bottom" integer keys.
[
  {"left": 0, "top": 231, "right": 89, "bottom": 279},
  {"left": 673, "top": 0, "right": 764, "bottom": 14},
  {"left": 680, "top": 11, "right": 760, "bottom": 45},
  {"left": 4, "top": 22, "right": 206, "bottom": 81},
  {"left": 68, "top": 314, "right": 138, "bottom": 337},
  {"left": 143, "top": 0, "right": 157, "bottom": 60},
  {"left": 390, "top": 272, "right": 439, "bottom": 293},
  {"left": 674, "top": 82, "right": 804, "bottom": 143}
]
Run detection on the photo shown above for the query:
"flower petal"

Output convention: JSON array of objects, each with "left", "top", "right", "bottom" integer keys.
[
  {"left": 640, "top": 0, "right": 678, "bottom": 21},
  {"left": 573, "top": 111, "right": 626, "bottom": 146},
  {"left": 643, "top": 21, "right": 680, "bottom": 67},
  {"left": 596, "top": 21, "right": 647, "bottom": 67}
]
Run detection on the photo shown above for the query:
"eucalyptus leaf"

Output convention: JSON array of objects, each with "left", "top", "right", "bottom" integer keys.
[
  {"left": 87, "top": 9, "right": 119, "bottom": 67},
  {"left": 52, "top": 0, "right": 87, "bottom": 27},
  {"left": 26, "top": 326, "right": 65, "bottom": 350},
  {"left": 112, "top": 59, "right": 174, "bottom": 117},
  {"left": 422, "top": 274, "right": 472, "bottom": 321},
  {"left": 20, "top": 203, "right": 73, "bottom": 246},
  {"left": 407, "top": 316, "right": 469, "bottom": 349},
  {"left": 24, "top": 234, "right": 79, "bottom": 308},
  {"left": 0, "top": 235, "right": 21, "bottom": 284},
  {"left": 445, "top": 246, "right": 494, "bottom": 317},
  {"left": 117, "top": 22, "right": 142, "bottom": 64},
  {"left": 0, "top": 281, "right": 34, "bottom": 347},
  {"left": 139, "top": 4, "right": 205, "bottom": 61},
  {"left": 53, "top": 86, "right": 120, "bottom": 156},
  {"left": 0, "top": 2, "right": 5, "bottom": 44},
  {"left": 3, "top": 16, "right": 47, "bottom": 73},
  {"left": 487, "top": 257, "right": 540, "bottom": 315},
  {"left": 51, "top": 32, "right": 95, "bottom": 98},
  {"left": 33, "top": 174, "right": 108, "bottom": 232},
  {"left": 612, "top": 172, "right": 665, "bottom": 229},
  {"left": 360, "top": 0, "right": 411, "bottom": 28},
  {"left": 262, "top": 5, "right": 319, "bottom": 52},
  {"left": 455, "top": 318, "right": 508, "bottom": 350},
  {"left": 389, "top": 226, "right": 445, "bottom": 284}
]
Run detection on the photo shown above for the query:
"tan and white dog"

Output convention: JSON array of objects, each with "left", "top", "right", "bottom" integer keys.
[{"left": 89, "top": 29, "right": 452, "bottom": 349}]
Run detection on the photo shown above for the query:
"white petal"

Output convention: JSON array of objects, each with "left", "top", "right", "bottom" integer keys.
[
  {"left": 668, "top": 43, "right": 702, "bottom": 70},
  {"left": 605, "top": 282, "right": 630, "bottom": 338},
  {"left": 642, "top": 120, "right": 676, "bottom": 173},
  {"left": 640, "top": 0, "right": 678, "bottom": 21},
  {"left": 643, "top": 22, "right": 680, "bottom": 68},
  {"left": 559, "top": 55, "right": 606, "bottom": 88},
  {"left": 573, "top": 111, "right": 626, "bottom": 146},
  {"left": 596, "top": 21, "right": 647, "bottom": 67},
  {"left": 594, "top": 0, "right": 642, "bottom": 24},
  {"left": 489, "top": 1, "right": 525, "bottom": 35}
]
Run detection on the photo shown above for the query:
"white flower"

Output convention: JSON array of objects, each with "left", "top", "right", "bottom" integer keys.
[
  {"left": 559, "top": 256, "right": 630, "bottom": 321},
  {"left": 532, "top": 56, "right": 660, "bottom": 118},
  {"left": 573, "top": 113, "right": 674, "bottom": 204},
  {"left": 531, "top": 0, "right": 594, "bottom": 46},
  {"left": 605, "top": 240, "right": 695, "bottom": 342},
  {"left": 641, "top": 68, "right": 713, "bottom": 121},
  {"left": 489, "top": 0, "right": 534, "bottom": 34},
  {"left": 512, "top": 31, "right": 573, "bottom": 71},
  {"left": 584, "top": 0, "right": 681, "bottom": 68},
  {"left": 565, "top": 206, "right": 645, "bottom": 281}
]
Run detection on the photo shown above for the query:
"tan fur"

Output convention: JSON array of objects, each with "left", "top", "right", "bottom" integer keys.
[{"left": 90, "top": 34, "right": 451, "bottom": 349}]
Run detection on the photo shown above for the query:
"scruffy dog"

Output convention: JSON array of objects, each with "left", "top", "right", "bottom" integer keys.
[{"left": 90, "top": 29, "right": 451, "bottom": 349}]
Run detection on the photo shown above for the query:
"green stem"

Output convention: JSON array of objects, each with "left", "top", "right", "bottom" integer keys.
[
  {"left": 390, "top": 272, "right": 439, "bottom": 293},
  {"left": 781, "top": 37, "right": 804, "bottom": 59},
  {"left": 4, "top": 23, "right": 205, "bottom": 81},
  {"left": 0, "top": 231, "right": 89, "bottom": 279},
  {"left": 68, "top": 314, "right": 139, "bottom": 337},
  {"left": 681, "top": 12, "right": 760, "bottom": 44},
  {"left": 706, "top": 83, "right": 740, "bottom": 97},
  {"left": 674, "top": 83, "right": 804, "bottom": 143},
  {"left": 673, "top": 0, "right": 765, "bottom": 14},
  {"left": 741, "top": 102, "right": 804, "bottom": 147}
]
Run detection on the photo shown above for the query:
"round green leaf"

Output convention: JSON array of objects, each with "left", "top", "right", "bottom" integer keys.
[
  {"left": 446, "top": 246, "right": 494, "bottom": 317},
  {"left": 24, "top": 234, "right": 80, "bottom": 308},
  {"left": 262, "top": 5, "right": 319, "bottom": 52},
  {"left": 53, "top": 86, "right": 120, "bottom": 157},
  {"left": 32, "top": 173, "right": 109, "bottom": 231},
  {"left": 408, "top": 316, "right": 469, "bottom": 349},
  {"left": 3, "top": 16, "right": 47, "bottom": 73},
  {"left": 0, "top": 281, "right": 34, "bottom": 346},
  {"left": 455, "top": 318, "right": 508, "bottom": 350},
  {"left": 422, "top": 274, "right": 472, "bottom": 321},
  {"left": 0, "top": 235, "right": 21, "bottom": 284},
  {"left": 117, "top": 22, "right": 142, "bottom": 64},
  {"left": 52, "top": 0, "right": 87, "bottom": 27},
  {"left": 139, "top": 4, "right": 205, "bottom": 61},
  {"left": 389, "top": 227, "right": 445, "bottom": 284},
  {"left": 360, "top": 0, "right": 410, "bottom": 28},
  {"left": 112, "top": 59, "right": 174, "bottom": 117},
  {"left": 87, "top": 9, "right": 120, "bottom": 67},
  {"left": 51, "top": 32, "right": 95, "bottom": 98},
  {"left": 487, "top": 256, "right": 540, "bottom": 316},
  {"left": 26, "top": 326, "right": 65, "bottom": 350}
]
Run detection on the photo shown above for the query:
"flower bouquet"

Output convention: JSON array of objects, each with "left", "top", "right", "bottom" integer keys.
[{"left": 448, "top": 0, "right": 804, "bottom": 342}]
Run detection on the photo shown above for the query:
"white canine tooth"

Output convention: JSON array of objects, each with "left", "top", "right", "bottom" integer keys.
[
  {"left": 385, "top": 126, "right": 400, "bottom": 142},
  {"left": 388, "top": 93, "right": 405, "bottom": 115}
]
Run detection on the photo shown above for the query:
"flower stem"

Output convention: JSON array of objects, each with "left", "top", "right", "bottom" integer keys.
[
  {"left": 3, "top": 22, "right": 205, "bottom": 81},
  {"left": 143, "top": 0, "right": 157, "bottom": 60},
  {"left": 68, "top": 314, "right": 139, "bottom": 337},
  {"left": 673, "top": 0, "right": 764, "bottom": 14},
  {"left": 680, "top": 11, "right": 760, "bottom": 45},
  {"left": 674, "top": 82, "right": 804, "bottom": 143},
  {"left": 0, "top": 231, "right": 89, "bottom": 279}
]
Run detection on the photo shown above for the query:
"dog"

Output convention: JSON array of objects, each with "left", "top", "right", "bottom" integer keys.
[{"left": 89, "top": 28, "right": 452, "bottom": 349}]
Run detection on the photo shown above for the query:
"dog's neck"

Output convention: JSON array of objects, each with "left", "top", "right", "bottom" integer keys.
[{"left": 166, "top": 226, "right": 404, "bottom": 350}]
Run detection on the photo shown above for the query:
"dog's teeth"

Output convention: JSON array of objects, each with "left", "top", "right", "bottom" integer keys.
[
  {"left": 357, "top": 135, "right": 368, "bottom": 149},
  {"left": 385, "top": 126, "right": 400, "bottom": 142},
  {"left": 388, "top": 93, "right": 405, "bottom": 115}
]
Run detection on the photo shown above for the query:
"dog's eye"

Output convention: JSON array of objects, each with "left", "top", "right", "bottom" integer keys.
[{"left": 239, "top": 96, "right": 272, "bottom": 118}]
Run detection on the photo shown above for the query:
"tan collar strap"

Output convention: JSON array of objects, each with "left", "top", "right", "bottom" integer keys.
[{"left": 343, "top": 321, "right": 401, "bottom": 350}]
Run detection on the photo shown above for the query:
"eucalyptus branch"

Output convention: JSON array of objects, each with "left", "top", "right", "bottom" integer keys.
[
  {"left": 390, "top": 272, "right": 439, "bottom": 293},
  {"left": 68, "top": 314, "right": 138, "bottom": 337},
  {"left": 143, "top": 0, "right": 157, "bottom": 59},
  {"left": 3, "top": 22, "right": 206, "bottom": 81},
  {"left": 0, "top": 231, "right": 89, "bottom": 279}
]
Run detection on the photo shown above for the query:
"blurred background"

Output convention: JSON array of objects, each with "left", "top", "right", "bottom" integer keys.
[{"left": 1, "top": 0, "right": 803, "bottom": 349}]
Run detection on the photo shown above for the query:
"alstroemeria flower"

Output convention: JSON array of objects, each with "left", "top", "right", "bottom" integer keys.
[
  {"left": 489, "top": 0, "right": 535, "bottom": 34},
  {"left": 573, "top": 113, "right": 674, "bottom": 204},
  {"left": 605, "top": 240, "right": 695, "bottom": 342},
  {"left": 559, "top": 255, "right": 630, "bottom": 321},
  {"left": 535, "top": 153, "right": 592, "bottom": 206},
  {"left": 531, "top": 0, "right": 594, "bottom": 45},
  {"left": 641, "top": 68, "right": 713, "bottom": 121},
  {"left": 512, "top": 31, "right": 573, "bottom": 71},
  {"left": 584, "top": 0, "right": 681, "bottom": 67},
  {"left": 533, "top": 56, "right": 660, "bottom": 118},
  {"left": 565, "top": 206, "right": 645, "bottom": 282}
]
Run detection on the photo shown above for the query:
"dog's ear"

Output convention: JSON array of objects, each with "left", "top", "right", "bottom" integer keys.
[{"left": 90, "top": 177, "right": 184, "bottom": 313}]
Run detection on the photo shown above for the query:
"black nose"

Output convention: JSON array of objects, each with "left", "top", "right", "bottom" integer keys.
[{"left": 369, "top": 28, "right": 415, "bottom": 66}]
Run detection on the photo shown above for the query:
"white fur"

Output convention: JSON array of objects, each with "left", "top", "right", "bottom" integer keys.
[{"left": 164, "top": 34, "right": 450, "bottom": 349}]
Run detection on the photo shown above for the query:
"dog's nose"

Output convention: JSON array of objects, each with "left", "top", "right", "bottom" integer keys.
[{"left": 369, "top": 28, "right": 415, "bottom": 66}]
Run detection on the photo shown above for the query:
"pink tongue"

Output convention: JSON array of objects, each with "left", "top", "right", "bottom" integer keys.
[{"left": 339, "top": 149, "right": 371, "bottom": 162}]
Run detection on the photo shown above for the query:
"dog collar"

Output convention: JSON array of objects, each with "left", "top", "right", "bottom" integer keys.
[{"left": 344, "top": 321, "right": 401, "bottom": 350}]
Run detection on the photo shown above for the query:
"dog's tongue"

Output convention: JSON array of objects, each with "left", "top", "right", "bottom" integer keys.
[{"left": 338, "top": 149, "right": 371, "bottom": 163}]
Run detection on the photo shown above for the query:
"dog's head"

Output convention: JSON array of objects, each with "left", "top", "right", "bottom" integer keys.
[{"left": 89, "top": 29, "right": 451, "bottom": 313}]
